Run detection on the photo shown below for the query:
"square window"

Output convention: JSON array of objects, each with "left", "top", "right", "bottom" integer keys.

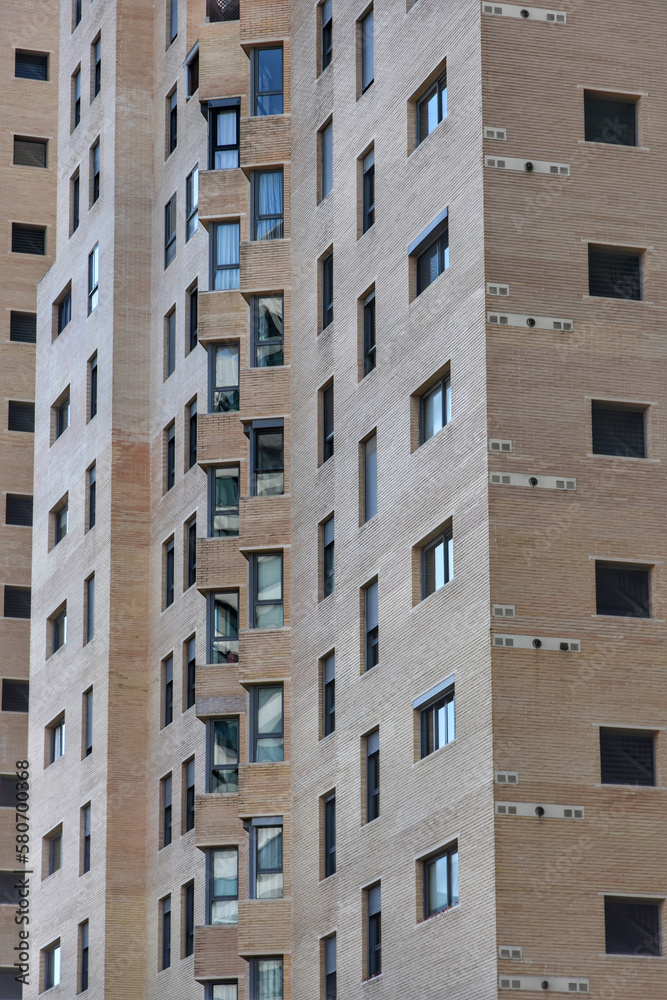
[
  {"left": 595, "top": 562, "right": 649, "bottom": 618},
  {"left": 186, "top": 165, "right": 198, "bottom": 240},
  {"left": 422, "top": 528, "right": 453, "bottom": 599},
  {"left": 209, "top": 343, "right": 240, "bottom": 411},
  {"left": 600, "top": 729, "right": 655, "bottom": 786},
  {"left": 8, "top": 401, "right": 34, "bottom": 433},
  {"left": 423, "top": 844, "right": 458, "bottom": 918},
  {"left": 604, "top": 897, "right": 660, "bottom": 956},
  {"left": 419, "top": 683, "right": 455, "bottom": 758},
  {"left": 208, "top": 592, "right": 239, "bottom": 663},
  {"left": 251, "top": 685, "right": 284, "bottom": 762},
  {"left": 209, "top": 467, "right": 240, "bottom": 537},
  {"left": 9, "top": 312, "right": 36, "bottom": 343},
  {"left": 6, "top": 494, "right": 33, "bottom": 527},
  {"left": 165, "top": 194, "right": 177, "bottom": 267},
  {"left": 252, "top": 295, "right": 284, "bottom": 367},
  {"left": 420, "top": 374, "right": 451, "bottom": 444},
  {"left": 4, "top": 586, "right": 31, "bottom": 619},
  {"left": 417, "top": 71, "right": 447, "bottom": 146},
  {"left": 13, "top": 136, "right": 47, "bottom": 168},
  {"left": 15, "top": 50, "right": 48, "bottom": 81},
  {"left": 592, "top": 402, "right": 645, "bottom": 458},
  {"left": 251, "top": 425, "right": 284, "bottom": 496},
  {"left": 253, "top": 170, "right": 284, "bottom": 241},
  {"left": 211, "top": 221, "right": 240, "bottom": 290},
  {"left": 209, "top": 104, "right": 240, "bottom": 169},
  {"left": 584, "top": 91, "right": 637, "bottom": 146},
  {"left": 207, "top": 718, "right": 239, "bottom": 792},
  {"left": 251, "top": 553, "right": 284, "bottom": 628},
  {"left": 207, "top": 848, "right": 238, "bottom": 924},
  {"left": 588, "top": 244, "right": 642, "bottom": 300},
  {"left": 1, "top": 679, "right": 29, "bottom": 713},
  {"left": 254, "top": 48, "right": 283, "bottom": 116}
]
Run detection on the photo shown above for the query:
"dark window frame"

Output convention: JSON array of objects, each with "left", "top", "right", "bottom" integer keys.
[
  {"left": 604, "top": 896, "right": 661, "bottom": 957},
  {"left": 184, "top": 881, "right": 194, "bottom": 957},
  {"left": 166, "top": 422, "right": 175, "bottom": 491},
  {"left": 188, "top": 399, "right": 197, "bottom": 469},
  {"left": 321, "top": 0, "right": 332, "bottom": 71},
  {"left": 420, "top": 373, "right": 452, "bottom": 444},
  {"left": 209, "top": 341, "right": 240, "bottom": 412},
  {"left": 419, "top": 683, "right": 455, "bottom": 759},
  {"left": 322, "top": 652, "right": 335, "bottom": 737},
  {"left": 206, "top": 717, "right": 240, "bottom": 793},
  {"left": 185, "top": 636, "right": 196, "bottom": 710},
  {"left": 11, "top": 223, "right": 46, "bottom": 256},
  {"left": 250, "top": 552, "right": 284, "bottom": 629},
  {"left": 600, "top": 728, "right": 656, "bottom": 786},
  {"left": 73, "top": 67, "right": 81, "bottom": 128},
  {"left": 592, "top": 401, "right": 646, "bottom": 458},
  {"left": 187, "top": 517, "right": 197, "bottom": 587},
  {"left": 10, "top": 312, "right": 36, "bottom": 344},
  {"left": 165, "top": 194, "right": 177, "bottom": 268},
  {"left": 186, "top": 164, "right": 198, "bottom": 240},
  {"left": 92, "top": 37, "right": 101, "bottom": 97},
  {"left": 206, "top": 846, "right": 238, "bottom": 924},
  {"left": 47, "top": 829, "right": 62, "bottom": 875},
  {"left": 584, "top": 91, "right": 638, "bottom": 147},
  {"left": 88, "top": 464, "right": 96, "bottom": 530},
  {"left": 161, "top": 896, "right": 171, "bottom": 969},
  {"left": 364, "top": 580, "right": 379, "bottom": 671},
  {"left": 252, "top": 294, "right": 284, "bottom": 367},
  {"left": 188, "top": 284, "right": 198, "bottom": 352},
  {"left": 13, "top": 135, "right": 48, "bottom": 168},
  {"left": 322, "top": 381, "right": 334, "bottom": 462},
  {"left": 15, "top": 50, "right": 49, "bottom": 81},
  {"left": 249, "top": 957, "right": 284, "bottom": 1000},
  {"left": 322, "top": 515, "right": 334, "bottom": 598},
  {"left": 365, "top": 729, "right": 379, "bottom": 822},
  {"left": 423, "top": 843, "right": 459, "bottom": 919},
  {"left": 211, "top": 221, "right": 240, "bottom": 290},
  {"left": 161, "top": 773, "right": 172, "bottom": 848},
  {"left": 323, "top": 793, "right": 336, "bottom": 877},
  {"left": 208, "top": 466, "right": 240, "bottom": 538},
  {"left": 588, "top": 244, "right": 642, "bottom": 301},
  {"left": 82, "top": 802, "right": 91, "bottom": 873},
  {"left": 165, "top": 537, "right": 175, "bottom": 608},
  {"left": 249, "top": 818, "right": 284, "bottom": 899},
  {"left": 360, "top": 8, "right": 374, "bottom": 94},
  {"left": 421, "top": 528, "right": 454, "bottom": 600},
  {"left": 207, "top": 591, "right": 239, "bottom": 664},
  {"left": 366, "top": 883, "right": 381, "bottom": 978},
  {"left": 163, "top": 655, "right": 173, "bottom": 727},
  {"left": 168, "top": 88, "right": 178, "bottom": 154},
  {"left": 91, "top": 139, "right": 100, "bottom": 204},
  {"left": 80, "top": 919, "right": 89, "bottom": 992},
  {"left": 250, "top": 684, "right": 284, "bottom": 763},
  {"left": 1, "top": 679, "right": 29, "bottom": 713},
  {"left": 253, "top": 47, "right": 284, "bottom": 117},
  {"left": 184, "top": 758, "right": 195, "bottom": 832},
  {"left": 253, "top": 169, "right": 284, "bottom": 241},
  {"left": 250, "top": 421, "right": 285, "bottom": 497},
  {"left": 362, "top": 289, "right": 376, "bottom": 376},
  {"left": 322, "top": 252, "right": 334, "bottom": 329},
  {"left": 417, "top": 71, "right": 447, "bottom": 146},
  {"left": 595, "top": 562, "right": 650, "bottom": 618},
  {"left": 324, "top": 935, "right": 336, "bottom": 1000},
  {"left": 208, "top": 101, "right": 240, "bottom": 170},
  {"left": 88, "top": 243, "right": 99, "bottom": 314},
  {"left": 361, "top": 148, "right": 375, "bottom": 233}
]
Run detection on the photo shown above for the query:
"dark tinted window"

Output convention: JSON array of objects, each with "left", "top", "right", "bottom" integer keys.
[
  {"left": 6, "top": 495, "right": 33, "bottom": 527},
  {"left": 15, "top": 51, "right": 48, "bottom": 80},
  {"left": 417, "top": 228, "right": 449, "bottom": 295},
  {"left": 4, "top": 588, "right": 31, "bottom": 619},
  {"left": 0, "top": 776, "right": 21, "bottom": 808},
  {"left": 1, "top": 680, "right": 29, "bottom": 713},
  {"left": 0, "top": 967, "right": 22, "bottom": 998},
  {"left": 600, "top": 729, "right": 655, "bottom": 786},
  {"left": 10, "top": 312, "right": 36, "bottom": 343},
  {"left": 13, "top": 137, "right": 47, "bottom": 168},
  {"left": 604, "top": 897, "right": 660, "bottom": 956},
  {"left": 588, "top": 245, "right": 641, "bottom": 300},
  {"left": 596, "top": 563, "right": 649, "bottom": 618},
  {"left": 8, "top": 402, "right": 35, "bottom": 433},
  {"left": 11, "top": 224, "right": 46, "bottom": 255},
  {"left": 584, "top": 93, "right": 637, "bottom": 146},
  {"left": 0, "top": 872, "right": 20, "bottom": 905},
  {"left": 592, "top": 404, "right": 645, "bottom": 458}
]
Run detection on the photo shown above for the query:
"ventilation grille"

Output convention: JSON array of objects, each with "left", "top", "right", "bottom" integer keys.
[
  {"left": 495, "top": 771, "right": 519, "bottom": 785},
  {"left": 489, "top": 439, "right": 512, "bottom": 453},
  {"left": 493, "top": 633, "right": 581, "bottom": 653},
  {"left": 487, "top": 282, "right": 510, "bottom": 296},
  {"left": 485, "top": 155, "right": 570, "bottom": 177},
  {"left": 492, "top": 604, "right": 515, "bottom": 617},
  {"left": 487, "top": 312, "right": 573, "bottom": 332},
  {"left": 9, "top": 311, "right": 37, "bottom": 344},
  {"left": 484, "top": 126, "right": 507, "bottom": 140},
  {"left": 499, "top": 945, "right": 523, "bottom": 960},
  {"left": 11, "top": 223, "right": 46, "bottom": 255},
  {"left": 482, "top": 5, "right": 567, "bottom": 24},
  {"left": 496, "top": 802, "right": 585, "bottom": 820},
  {"left": 499, "top": 976, "right": 588, "bottom": 993},
  {"left": 496, "top": 804, "right": 518, "bottom": 815},
  {"left": 489, "top": 472, "right": 576, "bottom": 491}
]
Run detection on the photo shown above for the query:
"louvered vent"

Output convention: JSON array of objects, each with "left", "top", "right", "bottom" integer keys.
[
  {"left": 9, "top": 311, "right": 37, "bottom": 343},
  {"left": 492, "top": 604, "right": 515, "bottom": 617},
  {"left": 3, "top": 587, "right": 31, "bottom": 620},
  {"left": 489, "top": 439, "right": 512, "bottom": 453},
  {"left": 487, "top": 282, "right": 510, "bottom": 296},
  {"left": 496, "top": 804, "right": 518, "bottom": 815},
  {"left": 484, "top": 127, "right": 507, "bottom": 140},
  {"left": 11, "top": 223, "right": 46, "bottom": 255},
  {"left": 7, "top": 401, "right": 35, "bottom": 433},
  {"left": 5, "top": 495, "right": 33, "bottom": 527},
  {"left": 495, "top": 771, "right": 519, "bottom": 785},
  {"left": 499, "top": 945, "right": 523, "bottom": 960}
]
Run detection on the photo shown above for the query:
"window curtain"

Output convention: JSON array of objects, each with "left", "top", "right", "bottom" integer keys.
[
  {"left": 258, "top": 959, "right": 283, "bottom": 1000},
  {"left": 215, "top": 345, "right": 239, "bottom": 388},
  {"left": 214, "top": 223, "right": 240, "bottom": 289},
  {"left": 257, "top": 172, "right": 283, "bottom": 239}
]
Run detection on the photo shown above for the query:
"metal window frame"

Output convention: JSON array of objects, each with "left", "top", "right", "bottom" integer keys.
[
  {"left": 57, "top": 291, "right": 71, "bottom": 334},
  {"left": 166, "top": 422, "right": 175, "bottom": 490},
  {"left": 184, "top": 881, "right": 195, "bottom": 956},
  {"left": 185, "top": 757, "right": 195, "bottom": 831},
  {"left": 210, "top": 221, "right": 240, "bottom": 290},
  {"left": 322, "top": 652, "right": 335, "bottom": 737},
  {"left": 362, "top": 148, "right": 375, "bottom": 233},
  {"left": 591, "top": 401, "right": 646, "bottom": 459},
  {"left": 364, "top": 580, "right": 379, "bottom": 671},
  {"left": 416, "top": 71, "right": 447, "bottom": 146},
  {"left": 419, "top": 684, "right": 455, "bottom": 758},
  {"left": 249, "top": 420, "right": 284, "bottom": 497},
  {"left": 189, "top": 284, "right": 198, "bottom": 351},
  {"left": 165, "top": 537, "right": 175, "bottom": 607},
  {"left": 208, "top": 466, "right": 240, "bottom": 537},
  {"left": 366, "top": 731, "right": 379, "bottom": 822},
  {"left": 419, "top": 373, "right": 451, "bottom": 445},
  {"left": 164, "top": 194, "right": 177, "bottom": 268},
  {"left": 321, "top": 0, "right": 332, "bottom": 71},
  {"left": 206, "top": 846, "right": 239, "bottom": 921},
  {"left": 206, "top": 716, "right": 240, "bottom": 792},
  {"left": 252, "top": 47, "right": 284, "bottom": 117},
  {"left": 322, "top": 515, "right": 334, "bottom": 597},
  {"left": 185, "top": 164, "right": 199, "bottom": 240},
  {"left": 421, "top": 528, "right": 453, "bottom": 600},
  {"left": 360, "top": 8, "right": 374, "bottom": 93},
  {"left": 208, "top": 341, "right": 240, "bottom": 413},
  {"left": 248, "top": 818, "right": 284, "bottom": 899},
  {"left": 162, "top": 773, "right": 172, "bottom": 846},
  {"left": 250, "top": 552, "right": 284, "bottom": 629},
  {"left": 54, "top": 502, "right": 68, "bottom": 545},
  {"left": 50, "top": 716, "right": 65, "bottom": 763},
  {"left": 599, "top": 727, "right": 656, "bottom": 786},
  {"left": 423, "top": 843, "right": 458, "bottom": 918},
  {"left": 56, "top": 395, "right": 70, "bottom": 438},
  {"left": 321, "top": 252, "right": 334, "bottom": 328},
  {"left": 249, "top": 957, "right": 284, "bottom": 1000},
  {"left": 168, "top": 88, "right": 177, "bottom": 152},
  {"left": 185, "top": 635, "right": 196, "bottom": 709},
  {"left": 322, "top": 381, "right": 334, "bottom": 461},
  {"left": 323, "top": 793, "right": 336, "bottom": 877},
  {"left": 363, "top": 290, "right": 376, "bottom": 375},
  {"left": 252, "top": 169, "right": 284, "bottom": 241},
  {"left": 187, "top": 517, "right": 197, "bottom": 587},
  {"left": 251, "top": 294, "right": 284, "bottom": 367},
  {"left": 208, "top": 101, "right": 240, "bottom": 170},
  {"left": 250, "top": 684, "right": 284, "bottom": 762},
  {"left": 88, "top": 243, "right": 99, "bottom": 313},
  {"left": 207, "top": 590, "right": 239, "bottom": 663},
  {"left": 53, "top": 609, "right": 67, "bottom": 653},
  {"left": 163, "top": 655, "right": 173, "bottom": 727}
]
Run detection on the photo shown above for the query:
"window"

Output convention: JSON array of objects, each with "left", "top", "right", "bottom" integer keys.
[
  {"left": 250, "top": 958, "right": 283, "bottom": 1000},
  {"left": 161, "top": 896, "right": 171, "bottom": 969},
  {"left": 185, "top": 635, "right": 196, "bottom": 710},
  {"left": 92, "top": 36, "right": 101, "bottom": 97},
  {"left": 186, "top": 165, "right": 198, "bottom": 240},
  {"left": 364, "top": 580, "right": 379, "bottom": 670},
  {"left": 322, "top": 381, "right": 334, "bottom": 461},
  {"left": 81, "top": 802, "right": 91, "bottom": 873},
  {"left": 254, "top": 48, "right": 283, "bottom": 116},
  {"left": 91, "top": 139, "right": 100, "bottom": 204},
  {"left": 209, "top": 104, "right": 240, "bottom": 169},
  {"left": 417, "top": 71, "right": 447, "bottom": 146},
  {"left": 165, "top": 194, "right": 177, "bottom": 267},
  {"left": 4, "top": 587, "right": 31, "bottom": 619},
  {"left": 321, "top": 121, "right": 333, "bottom": 200},
  {"left": 207, "top": 718, "right": 239, "bottom": 792},
  {"left": 186, "top": 48, "right": 199, "bottom": 97},
  {"left": 207, "top": 985, "right": 238, "bottom": 1000},
  {"left": 8, "top": 401, "right": 35, "bottom": 433},
  {"left": 252, "top": 424, "right": 284, "bottom": 496},
  {"left": 254, "top": 170, "right": 284, "bottom": 240},
  {"left": 322, "top": 516, "right": 334, "bottom": 598},
  {"left": 89, "top": 354, "right": 98, "bottom": 420},
  {"left": 250, "top": 820, "right": 284, "bottom": 898},
  {"left": 209, "top": 467, "right": 240, "bottom": 536},
  {"left": 588, "top": 244, "right": 641, "bottom": 300},
  {"left": 52, "top": 607, "right": 67, "bottom": 653},
  {"left": 363, "top": 433, "right": 377, "bottom": 522},
  {"left": 251, "top": 553, "right": 284, "bottom": 628},
  {"left": 169, "top": 0, "right": 178, "bottom": 43},
  {"left": 600, "top": 728, "right": 655, "bottom": 786},
  {"left": 604, "top": 897, "right": 660, "bottom": 956},
  {"left": 422, "top": 528, "right": 453, "bottom": 599},
  {"left": 83, "top": 688, "right": 93, "bottom": 756},
  {"left": 88, "top": 464, "right": 96, "bottom": 529},
  {"left": 85, "top": 575, "right": 95, "bottom": 643},
  {"left": 73, "top": 68, "right": 81, "bottom": 128},
  {"left": 163, "top": 655, "right": 173, "bottom": 727},
  {"left": 595, "top": 562, "right": 649, "bottom": 618},
  {"left": 323, "top": 794, "right": 336, "bottom": 877},
  {"left": 166, "top": 422, "right": 175, "bottom": 490},
  {"left": 13, "top": 136, "right": 47, "bottom": 167},
  {"left": 10, "top": 311, "right": 36, "bottom": 343},
  {"left": 323, "top": 935, "right": 336, "bottom": 1000},
  {"left": 361, "top": 149, "right": 375, "bottom": 233},
  {"left": 184, "top": 758, "right": 195, "bottom": 832},
  {"left": 55, "top": 394, "right": 70, "bottom": 439},
  {"left": 424, "top": 844, "right": 458, "bottom": 918},
  {"left": 79, "top": 920, "right": 89, "bottom": 992},
  {"left": 164, "top": 309, "right": 176, "bottom": 377},
  {"left": 251, "top": 685, "right": 284, "bottom": 762},
  {"left": 74, "top": 0, "right": 81, "bottom": 28},
  {"left": 1, "top": 679, "right": 29, "bottom": 713},
  {"left": 366, "top": 884, "right": 381, "bottom": 978},
  {"left": 165, "top": 538, "right": 175, "bottom": 608},
  {"left": 207, "top": 848, "right": 238, "bottom": 924},
  {"left": 88, "top": 243, "right": 99, "bottom": 313},
  {"left": 420, "top": 373, "right": 451, "bottom": 444},
  {"left": 210, "top": 343, "right": 240, "bottom": 411},
  {"left": 72, "top": 171, "right": 80, "bottom": 232},
  {"left": 188, "top": 284, "right": 198, "bottom": 351},
  {"left": 15, "top": 50, "right": 48, "bottom": 80},
  {"left": 54, "top": 501, "right": 68, "bottom": 545},
  {"left": 187, "top": 517, "right": 196, "bottom": 587},
  {"left": 360, "top": 8, "right": 374, "bottom": 93},
  {"left": 46, "top": 828, "right": 62, "bottom": 875},
  {"left": 322, "top": 252, "right": 333, "bottom": 328},
  {"left": 584, "top": 91, "right": 637, "bottom": 146},
  {"left": 43, "top": 942, "right": 61, "bottom": 990},
  {"left": 167, "top": 89, "right": 178, "bottom": 154},
  {"left": 322, "top": 652, "right": 335, "bottom": 737},
  {"left": 208, "top": 592, "right": 239, "bottom": 663},
  {"left": 419, "top": 681, "right": 455, "bottom": 758},
  {"left": 49, "top": 716, "right": 65, "bottom": 763},
  {"left": 321, "top": 0, "right": 332, "bottom": 70},
  {"left": 12, "top": 223, "right": 46, "bottom": 255},
  {"left": 592, "top": 402, "right": 645, "bottom": 458},
  {"left": 6, "top": 494, "right": 33, "bottom": 527},
  {"left": 413, "top": 214, "right": 449, "bottom": 296},
  {"left": 211, "top": 221, "right": 240, "bottom": 289},
  {"left": 365, "top": 729, "right": 379, "bottom": 822},
  {"left": 183, "top": 882, "right": 194, "bottom": 957},
  {"left": 253, "top": 295, "right": 283, "bottom": 367},
  {"left": 0, "top": 775, "right": 22, "bottom": 808},
  {"left": 161, "top": 774, "right": 172, "bottom": 847}
]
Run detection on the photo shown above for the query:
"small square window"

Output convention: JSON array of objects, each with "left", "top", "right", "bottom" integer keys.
[
  {"left": 12, "top": 223, "right": 46, "bottom": 255},
  {"left": 423, "top": 844, "right": 458, "bottom": 919},
  {"left": 253, "top": 47, "right": 283, "bottom": 116},
  {"left": 9, "top": 312, "right": 36, "bottom": 344},
  {"left": 592, "top": 402, "right": 645, "bottom": 458},
  {"left": 604, "top": 897, "right": 661, "bottom": 956},
  {"left": 252, "top": 295, "right": 284, "bottom": 367},
  {"left": 600, "top": 728, "right": 655, "bottom": 786},
  {"left": 595, "top": 562, "right": 649, "bottom": 618},
  {"left": 4, "top": 586, "right": 31, "bottom": 619},
  {"left": 1, "top": 679, "right": 29, "bottom": 713},
  {"left": 6, "top": 494, "right": 33, "bottom": 527},
  {"left": 588, "top": 244, "right": 642, "bottom": 300},
  {"left": 584, "top": 91, "right": 637, "bottom": 146},
  {"left": 15, "top": 51, "right": 48, "bottom": 81}
]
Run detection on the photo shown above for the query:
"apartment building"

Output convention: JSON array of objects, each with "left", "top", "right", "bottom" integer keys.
[{"left": 25, "top": 1, "right": 667, "bottom": 999}]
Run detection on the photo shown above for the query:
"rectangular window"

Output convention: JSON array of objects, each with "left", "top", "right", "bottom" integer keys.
[
  {"left": 364, "top": 580, "right": 379, "bottom": 671},
  {"left": 323, "top": 794, "right": 336, "bottom": 877},
  {"left": 322, "top": 652, "right": 335, "bottom": 737},
  {"left": 79, "top": 920, "right": 89, "bottom": 992},
  {"left": 186, "top": 165, "right": 198, "bottom": 240},
  {"left": 322, "top": 381, "right": 334, "bottom": 461},
  {"left": 187, "top": 517, "right": 197, "bottom": 587},
  {"left": 366, "top": 883, "right": 381, "bottom": 978},
  {"left": 251, "top": 685, "right": 284, "bottom": 762},
  {"left": 165, "top": 194, "right": 177, "bottom": 268},
  {"left": 253, "top": 295, "right": 284, "bottom": 367},
  {"left": 166, "top": 422, "right": 175, "bottom": 491},
  {"left": 49, "top": 716, "right": 65, "bottom": 763},
  {"left": 207, "top": 985, "right": 238, "bottom": 1000},
  {"left": 0, "top": 775, "right": 22, "bottom": 808},
  {"left": 85, "top": 574, "right": 95, "bottom": 643},
  {"left": 57, "top": 290, "right": 71, "bottom": 335},
  {"left": 252, "top": 425, "right": 284, "bottom": 496},
  {"left": 8, "top": 401, "right": 34, "bottom": 433},
  {"left": 419, "top": 683, "right": 455, "bottom": 758},
  {"left": 161, "top": 896, "right": 171, "bottom": 969},
  {"left": 254, "top": 170, "right": 284, "bottom": 241},
  {"left": 89, "top": 354, "right": 98, "bottom": 420},
  {"left": 424, "top": 844, "right": 458, "bottom": 918},
  {"left": 324, "top": 935, "right": 336, "bottom": 1000},
  {"left": 189, "top": 284, "right": 198, "bottom": 351},
  {"left": 417, "top": 71, "right": 447, "bottom": 146},
  {"left": 4, "top": 587, "right": 31, "bottom": 619},
  {"left": 91, "top": 139, "right": 100, "bottom": 204},
  {"left": 169, "top": 0, "right": 178, "bottom": 42},
  {"left": 208, "top": 592, "right": 239, "bottom": 663},
  {"left": 208, "top": 718, "right": 239, "bottom": 792},
  {"left": 81, "top": 803, "right": 91, "bottom": 873},
  {"left": 360, "top": 8, "right": 374, "bottom": 93},
  {"left": 187, "top": 49, "right": 199, "bottom": 97},
  {"left": 165, "top": 309, "right": 176, "bottom": 377},
  {"left": 251, "top": 553, "right": 284, "bottom": 628},
  {"left": 212, "top": 221, "right": 240, "bottom": 290},
  {"left": 88, "top": 464, "right": 96, "bottom": 530},
  {"left": 184, "top": 882, "right": 194, "bottom": 957},
  {"left": 595, "top": 562, "right": 649, "bottom": 618},
  {"left": 363, "top": 433, "right": 377, "bottom": 522},
  {"left": 44, "top": 942, "right": 61, "bottom": 990},
  {"left": 168, "top": 89, "right": 177, "bottom": 153},
  {"left": 592, "top": 402, "right": 645, "bottom": 458},
  {"left": 83, "top": 688, "right": 93, "bottom": 756},
  {"left": 421, "top": 373, "right": 451, "bottom": 444},
  {"left": 74, "top": 0, "right": 81, "bottom": 27},
  {"left": 584, "top": 92, "right": 637, "bottom": 146},
  {"left": 6, "top": 494, "right": 33, "bottom": 527},
  {"left": 52, "top": 608, "right": 67, "bottom": 653},
  {"left": 254, "top": 47, "right": 283, "bottom": 116},
  {"left": 600, "top": 728, "right": 655, "bottom": 786},
  {"left": 163, "top": 655, "right": 173, "bottom": 727},
  {"left": 604, "top": 897, "right": 660, "bottom": 956},
  {"left": 88, "top": 243, "right": 99, "bottom": 313},
  {"left": 322, "top": 516, "right": 334, "bottom": 598},
  {"left": 251, "top": 821, "right": 284, "bottom": 898},
  {"left": 366, "top": 729, "right": 379, "bottom": 822},
  {"left": 416, "top": 226, "right": 449, "bottom": 295},
  {"left": 71, "top": 171, "right": 80, "bottom": 232},
  {"left": 13, "top": 136, "right": 47, "bottom": 168},
  {"left": 161, "top": 774, "right": 172, "bottom": 847},
  {"left": 210, "top": 343, "right": 240, "bottom": 412},
  {"left": 10, "top": 311, "right": 36, "bottom": 343},
  {"left": 250, "top": 958, "right": 283, "bottom": 1000},
  {"left": 15, "top": 50, "right": 48, "bottom": 80},
  {"left": 47, "top": 828, "right": 62, "bottom": 875},
  {"left": 54, "top": 502, "right": 68, "bottom": 545},
  {"left": 362, "top": 148, "right": 375, "bottom": 233},
  {"left": 12, "top": 223, "right": 46, "bottom": 255},
  {"left": 321, "top": 0, "right": 332, "bottom": 71},
  {"left": 422, "top": 528, "right": 453, "bottom": 599},
  {"left": 321, "top": 121, "right": 333, "bottom": 200},
  {"left": 55, "top": 395, "right": 70, "bottom": 439},
  {"left": 73, "top": 68, "right": 81, "bottom": 128},
  {"left": 209, "top": 105, "right": 240, "bottom": 169},
  {"left": 209, "top": 467, "right": 240, "bottom": 537},
  {"left": 92, "top": 37, "right": 101, "bottom": 96},
  {"left": 184, "top": 758, "right": 195, "bottom": 832},
  {"left": 1, "top": 679, "right": 29, "bottom": 713},
  {"left": 185, "top": 635, "right": 196, "bottom": 710},
  {"left": 322, "top": 252, "right": 333, "bottom": 328},
  {"left": 588, "top": 244, "right": 641, "bottom": 300},
  {"left": 165, "top": 538, "right": 175, "bottom": 608},
  {"left": 187, "top": 398, "right": 197, "bottom": 468},
  {"left": 207, "top": 848, "right": 238, "bottom": 924}
]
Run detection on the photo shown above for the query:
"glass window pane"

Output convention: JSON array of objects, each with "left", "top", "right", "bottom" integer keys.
[
  {"left": 213, "top": 720, "right": 238, "bottom": 766},
  {"left": 255, "top": 604, "right": 283, "bottom": 628},
  {"left": 216, "top": 109, "right": 237, "bottom": 146},
  {"left": 257, "top": 687, "right": 282, "bottom": 734},
  {"left": 211, "top": 900, "right": 238, "bottom": 924},
  {"left": 213, "top": 849, "right": 237, "bottom": 894},
  {"left": 418, "top": 241, "right": 440, "bottom": 293},
  {"left": 423, "top": 383, "right": 442, "bottom": 439},
  {"left": 256, "top": 344, "right": 284, "bottom": 367},
  {"left": 256, "top": 736, "right": 283, "bottom": 762},
  {"left": 361, "top": 11, "right": 374, "bottom": 91},
  {"left": 213, "top": 986, "right": 238, "bottom": 1000},
  {"left": 215, "top": 593, "right": 238, "bottom": 638},
  {"left": 428, "top": 855, "right": 448, "bottom": 913},
  {"left": 257, "top": 826, "right": 283, "bottom": 868},
  {"left": 257, "top": 49, "right": 282, "bottom": 94},
  {"left": 215, "top": 345, "right": 240, "bottom": 387},
  {"left": 257, "top": 297, "right": 283, "bottom": 340},
  {"left": 258, "top": 959, "right": 283, "bottom": 1000},
  {"left": 257, "top": 554, "right": 282, "bottom": 601},
  {"left": 215, "top": 467, "right": 239, "bottom": 506},
  {"left": 450, "top": 850, "right": 459, "bottom": 904}
]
